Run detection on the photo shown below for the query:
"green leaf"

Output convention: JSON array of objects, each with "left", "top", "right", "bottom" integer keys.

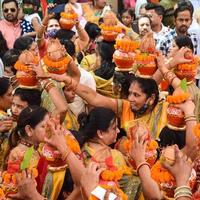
[
  {"left": 20, "top": 146, "right": 34, "bottom": 170},
  {"left": 180, "top": 78, "right": 187, "bottom": 92}
]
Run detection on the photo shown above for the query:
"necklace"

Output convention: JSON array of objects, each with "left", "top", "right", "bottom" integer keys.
[{"left": 20, "top": 139, "right": 38, "bottom": 149}]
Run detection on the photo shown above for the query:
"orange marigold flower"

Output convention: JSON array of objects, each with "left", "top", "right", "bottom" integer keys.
[
  {"left": 193, "top": 124, "right": 200, "bottom": 138},
  {"left": 167, "top": 92, "right": 190, "bottom": 104}
]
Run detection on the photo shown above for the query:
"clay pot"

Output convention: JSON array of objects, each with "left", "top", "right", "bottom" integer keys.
[
  {"left": 174, "top": 68, "right": 196, "bottom": 82},
  {"left": 16, "top": 70, "right": 37, "bottom": 87},
  {"left": 101, "top": 31, "right": 119, "bottom": 42},
  {"left": 113, "top": 50, "right": 135, "bottom": 69},
  {"left": 46, "top": 64, "right": 67, "bottom": 75},
  {"left": 167, "top": 105, "right": 185, "bottom": 127},
  {"left": 42, "top": 144, "right": 66, "bottom": 167},
  {"left": 59, "top": 18, "right": 76, "bottom": 30}
]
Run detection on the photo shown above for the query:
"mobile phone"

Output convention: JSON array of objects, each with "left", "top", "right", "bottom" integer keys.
[{"left": 48, "top": 4, "right": 65, "bottom": 14}]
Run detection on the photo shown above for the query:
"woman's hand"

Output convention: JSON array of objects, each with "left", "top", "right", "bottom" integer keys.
[
  {"left": 7, "top": 170, "right": 43, "bottom": 200},
  {"left": 170, "top": 47, "right": 192, "bottom": 67},
  {"left": 162, "top": 145, "right": 192, "bottom": 186},
  {"left": 0, "top": 117, "right": 13, "bottom": 132},
  {"left": 80, "top": 162, "right": 103, "bottom": 198},
  {"left": 174, "top": 98, "right": 195, "bottom": 116},
  {"left": 129, "top": 134, "right": 148, "bottom": 167}
]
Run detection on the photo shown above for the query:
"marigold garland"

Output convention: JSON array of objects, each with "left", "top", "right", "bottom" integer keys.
[
  {"left": 100, "top": 24, "right": 122, "bottom": 33},
  {"left": 60, "top": 12, "right": 78, "bottom": 20},
  {"left": 193, "top": 123, "right": 200, "bottom": 138},
  {"left": 167, "top": 92, "right": 190, "bottom": 104},
  {"left": 43, "top": 55, "right": 70, "bottom": 69},
  {"left": 100, "top": 166, "right": 132, "bottom": 182},
  {"left": 135, "top": 53, "right": 156, "bottom": 62},
  {"left": 115, "top": 39, "right": 140, "bottom": 53},
  {"left": 151, "top": 161, "right": 175, "bottom": 184},
  {"left": 0, "top": 188, "right": 5, "bottom": 198}
]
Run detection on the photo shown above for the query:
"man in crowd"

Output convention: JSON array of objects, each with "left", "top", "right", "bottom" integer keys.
[
  {"left": 159, "top": 4, "right": 198, "bottom": 56},
  {"left": 145, "top": 3, "right": 171, "bottom": 48},
  {"left": 0, "top": 0, "right": 22, "bottom": 49}
]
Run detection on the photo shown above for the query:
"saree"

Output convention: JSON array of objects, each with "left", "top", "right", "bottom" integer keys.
[
  {"left": 0, "top": 110, "right": 11, "bottom": 170},
  {"left": 117, "top": 99, "right": 168, "bottom": 139},
  {"left": 82, "top": 141, "right": 142, "bottom": 199}
]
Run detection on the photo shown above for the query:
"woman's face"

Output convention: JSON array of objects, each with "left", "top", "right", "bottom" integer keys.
[
  {"left": 138, "top": 17, "right": 151, "bottom": 37},
  {"left": 99, "top": 119, "right": 120, "bottom": 145},
  {"left": 128, "top": 82, "right": 148, "bottom": 112},
  {"left": 168, "top": 41, "right": 179, "bottom": 58},
  {"left": 30, "top": 114, "right": 50, "bottom": 144},
  {"left": 0, "top": 85, "right": 13, "bottom": 111},
  {"left": 11, "top": 95, "right": 28, "bottom": 121},
  {"left": 47, "top": 19, "right": 60, "bottom": 32},
  {"left": 122, "top": 11, "right": 133, "bottom": 27}
]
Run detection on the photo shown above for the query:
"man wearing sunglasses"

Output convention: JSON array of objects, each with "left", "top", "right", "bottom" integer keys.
[{"left": 0, "top": 0, "right": 22, "bottom": 49}]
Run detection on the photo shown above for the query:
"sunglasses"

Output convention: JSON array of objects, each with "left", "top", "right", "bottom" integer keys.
[{"left": 3, "top": 8, "right": 16, "bottom": 13}]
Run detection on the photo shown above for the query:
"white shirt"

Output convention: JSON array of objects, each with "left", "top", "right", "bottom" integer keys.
[
  {"left": 189, "top": 18, "right": 200, "bottom": 55},
  {"left": 68, "top": 66, "right": 96, "bottom": 116},
  {"left": 154, "top": 24, "right": 171, "bottom": 50}
]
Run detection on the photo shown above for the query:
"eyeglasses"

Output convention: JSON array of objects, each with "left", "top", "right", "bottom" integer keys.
[{"left": 3, "top": 8, "right": 16, "bottom": 13}]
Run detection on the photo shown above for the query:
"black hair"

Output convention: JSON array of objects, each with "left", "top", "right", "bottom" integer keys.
[
  {"left": 174, "top": 5, "right": 193, "bottom": 19},
  {"left": 14, "top": 88, "right": 41, "bottom": 106},
  {"left": 174, "top": 35, "right": 193, "bottom": 52},
  {"left": 159, "top": 126, "right": 185, "bottom": 149},
  {"left": 121, "top": 8, "right": 135, "bottom": 19},
  {"left": 138, "top": 14, "right": 152, "bottom": 26},
  {"left": 131, "top": 77, "right": 159, "bottom": 110},
  {"left": 78, "top": 107, "right": 116, "bottom": 142},
  {"left": 60, "top": 39, "right": 75, "bottom": 57},
  {"left": 113, "top": 71, "right": 135, "bottom": 98},
  {"left": 2, "top": 0, "right": 18, "bottom": 8},
  {"left": 55, "top": 29, "right": 75, "bottom": 41},
  {"left": 145, "top": 3, "right": 165, "bottom": 16},
  {"left": 84, "top": 22, "right": 101, "bottom": 40},
  {"left": 9, "top": 106, "right": 48, "bottom": 149},
  {"left": 13, "top": 36, "right": 34, "bottom": 52},
  {"left": 22, "top": 0, "right": 36, "bottom": 5},
  {"left": 94, "top": 41, "right": 116, "bottom": 80},
  {"left": 2, "top": 49, "right": 20, "bottom": 74},
  {"left": 176, "top": 0, "right": 194, "bottom": 16},
  {"left": 0, "top": 31, "right": 9, "bottom": 58},
  {"left": 0, "top": 77, "right": 10, "bottom": 96}
]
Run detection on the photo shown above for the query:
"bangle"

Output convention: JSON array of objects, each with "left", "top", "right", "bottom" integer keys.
[
  {"left": 61, "top": 149, "right": 71, "bottom": 162},
  {"left": 174, "top": 186, "right": 192, "bottom": 200},
  {"left": 163, "top": 71, "right": 176, "bottom": 85},
  {"left": 185, "top": 118, "right": 196, "bottom": 122},
  {"left": 44, "top": 82, "right": 55, "bottom": 93},
  {"left": 184, "top": 115, "right": 196, "bottom": 119},
  {"left": 136, "top": 162, "right": 150, "bottom": 175}
]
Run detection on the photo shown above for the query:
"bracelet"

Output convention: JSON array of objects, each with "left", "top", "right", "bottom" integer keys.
[
  {"left": 44, "top": 81, "right": 55, "bottom": 93},
  {"left": 174, "top": 186, "right": 192, "bottom": 199},
  {"left": 136, "top": 162, "right": 150, "bottom": 175},
  {"left": 163, "top": 71, "right": 176, "bottom": 85},
  {"left": 61, "top": 149, "right": 71, "bottom": 162},
  {"left": 184, "top": 115, "right": 196, "bottom": 119},
  {"left": 185, "top": 118, "right": 196, "bottom": 122}
]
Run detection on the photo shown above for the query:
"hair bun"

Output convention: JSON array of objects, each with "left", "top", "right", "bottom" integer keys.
[{"left": 78, "top": 112, "right": 89, "bottom": 129}]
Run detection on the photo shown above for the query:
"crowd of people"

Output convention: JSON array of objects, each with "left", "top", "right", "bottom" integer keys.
[{"left": 0, "top": 0, "right": 200, "bottom": 199}]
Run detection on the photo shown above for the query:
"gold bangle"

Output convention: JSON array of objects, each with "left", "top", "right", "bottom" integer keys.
[
  {"left": 185, "top": 118, "right": 196, "bottom": 122},
  {"left": 184, "top": 115, "right": 196, "bottom": 119},
  {"left": 136, "top": 162, "right": 150, "bottom": 175},
  {"left": 167, "top": 124, "right": 186, "bottom": 131},
  {"left": 45, "top": 82, "right": 55, "bottom": 93},
  {"left": 61, "top": 149, "right": 71, "bottom": 162}
]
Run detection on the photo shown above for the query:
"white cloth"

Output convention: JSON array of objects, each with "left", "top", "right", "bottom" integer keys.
[
  {"left": 135, "top": 0, "right": 147, "bottom": 18},
  {"left": 24, "top": 13, "right": 41, "bottom": 25},
  {"left": 189, "top": 19, "right": 200, "bottom": 55},
  {"left": 190, "top": 0, "right": 200, "bottom": 10},
  {"left": 0, "top": 59, "right": 4, "bottom": 77},
  {"left": 68, "top": 66, "right": 96, "bottom": 116},
  {"left": 154, "top": 24, "right": 171, "bottom": 49}
]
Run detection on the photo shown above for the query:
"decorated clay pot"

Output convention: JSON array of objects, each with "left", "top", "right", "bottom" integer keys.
[
  {"left": 46, "top": 64, "right": 67, "bottom": 75},
  {"left": 101, "top": 31, "right": 119, "bottom": 42},
  {"left": 174, "top": 68, "right": 196, "bottom": 82},
  {"left": 42, "top": 144, "right": 66, "bottom": 167},
  {"left": 113, "top": 50, "right": 135, "bottom": 69},
  {"left": 167, "top": 105, "right": 185, "bottom": 127},
  {"left": 16, "top": 70, "right": 38, "bottom": 87},
  {"left": 135, "top": 53, "right": 157, "bottom": 76},
  {"left": 59, "top": 12, "right": 77, "bottom": 30}
]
